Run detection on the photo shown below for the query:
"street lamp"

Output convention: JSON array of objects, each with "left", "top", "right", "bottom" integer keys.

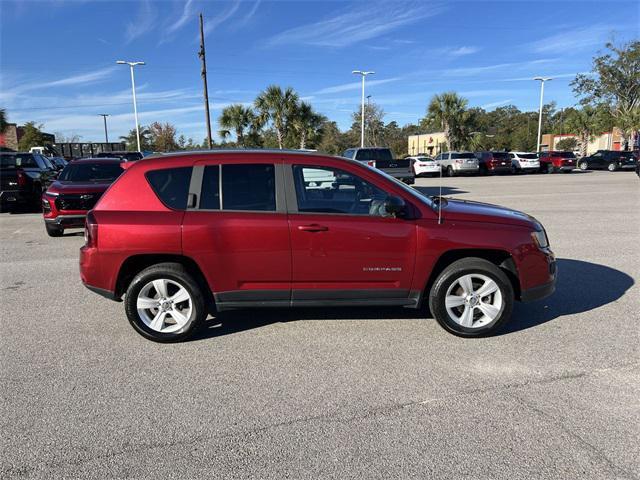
[
  {"left": 352, "top": 70, "right": 375, "bottom": 148},
  {"left": 99, "top": 114, "right": 110, "bottom": 143},
  {"left": 533, "top": 77, "right": 552, "bottom": 152},
  {"left": 117, "top": 60, "right": 145, "bottom": 152}
]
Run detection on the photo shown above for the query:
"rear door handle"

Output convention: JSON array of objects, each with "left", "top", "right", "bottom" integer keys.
[{"left": 297, "top": 224, "right": 329, "bottom": 232}]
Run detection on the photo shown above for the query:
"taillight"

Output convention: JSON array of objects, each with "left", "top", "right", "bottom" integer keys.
[
  {"left": 84, "top": 211, "right": 98, "bottom": 248},
  {"left": 17, "top": 169, "right": 27, "bottom": 187},
  {"left": 367, "top": 160, "right": 376, "bottom": 168},
  {"left": 455, "top": 159, "right": 463, "bottom": 164}
]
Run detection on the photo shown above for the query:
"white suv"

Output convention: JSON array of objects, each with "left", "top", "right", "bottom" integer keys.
[
  {"left": 435, "top": 151, "right": 479, "bottom": 177},
  {"left": 509, "top": 152, "right": 540, "bottom": 173}
]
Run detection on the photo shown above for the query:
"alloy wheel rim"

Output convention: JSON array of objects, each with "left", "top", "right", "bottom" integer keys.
[
  {"left": 137, "top": 279, "right": 193, "bottom": 333},
  {"left": 444, "top": 274, "right": 503, "bottom": 329},
  {"left": 580, "top": 162, "right": 587, "bottom": 170}
]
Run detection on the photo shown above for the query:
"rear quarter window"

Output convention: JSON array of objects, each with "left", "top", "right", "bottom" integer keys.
[{"left": 146, "top": 167, "right": 192, "bottom": 210}]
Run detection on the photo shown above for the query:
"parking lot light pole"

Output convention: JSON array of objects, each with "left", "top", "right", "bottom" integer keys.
[
  {"left": 352, "top": 70, "right": 374, "bottom": 148},
  {"left": 534, "top": 77, "right": 552, "bottom": 152},
  {"left": 117, "top": 60, "right": 145, "bottom": 152},
  {"left": 99, "top": 114, "right": 110, "bottom": 143}
]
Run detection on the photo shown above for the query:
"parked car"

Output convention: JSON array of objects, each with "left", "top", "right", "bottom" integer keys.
[
  {"left": 41, "top": 158, "right": 124, "bottom": 237},
  {"left": 577, "top": 150, "right": 638, "bottom": 172},
  {"left": 80, "top": 150, "right": 556, "bottom": 342},
  {"left": 0, "top": 152, "right": 57, "bottom": 211},
  {"left": 538, "top": 151, "right": 576, "bottom": 173},
  {"left": 408, "top": 155, "right": 441, "bottom": 177},
  {"left": 342, "top": 147, "right": 414, "bottom": 184},
  {"left": 509, "top": 152, "right": 540, "bottom": 174},
  {"left": 435, "top": 151, "right": 479, "bottom": 177},
  {"left": 94, "top": 151, "right": 143, "bottom": 161},
  {"left": 474, "top": 151, "right": 512, "bottom": 175}
]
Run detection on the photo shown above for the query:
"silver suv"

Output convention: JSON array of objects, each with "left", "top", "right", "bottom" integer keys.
[{"left": 435, "top": 151, "right": 479, "bottom": 177}]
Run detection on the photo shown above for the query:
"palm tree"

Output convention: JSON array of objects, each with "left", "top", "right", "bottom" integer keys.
[
  {"left": 291, "top": 102, "right": 324, "bottom": 149},
  {"left": 426, "top": 92, "right": 469, "bottom": 150},
  {"left": 254, "top": 85, "right": 299, "bottom": 149},
  {"left": 564, "top": 106, "right": 603, "bottom": 156},
  {"left": 218, "top": 104, "right": 255, "bottom": 147},
  {"left": 0, "top": 108, "right": 8, "bottom": 134}
]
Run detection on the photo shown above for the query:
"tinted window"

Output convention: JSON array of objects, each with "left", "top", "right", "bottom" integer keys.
[
  {"left": 292, "top": 165, "right": 390, "bottom": 217},
  {"left": 355, "top": 149, "right": 393, "bottom": 161},
  {"left": 452, "top": 152, "right": 475, "bottom": 159},
  {"left": 146, "top": 167, "right": 192, "bottom": 210},
  {"left": 221, "top": 164, "right": 275, "bottom": 211},
  {"left": 518, "top": 153, "right": 537, "bottom": 159},
  {"left": 491, "top": 152, "right": 510, "bottom": 159},
  {"left": 343, "top": 149, "right": 355, "bottom": 159},
  {"left": 200, "top": 165, "right": 220, "bottom": 209},
  {"left": 559, "top": 151, "right": 576, "bottom": 158},
  {"left": 59, "top": 163, "right": 124, "bottom": 182},
  {"left": 12, "top": 154, "right": 39, "bottom": 168}
]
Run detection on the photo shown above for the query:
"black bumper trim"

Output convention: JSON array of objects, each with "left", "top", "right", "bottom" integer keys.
[
  {"left": 84, "top": 283, "right": 121, "bottom": 302},
  {"left": 520, "top": 279, "right": 556, "bottom": 302}
]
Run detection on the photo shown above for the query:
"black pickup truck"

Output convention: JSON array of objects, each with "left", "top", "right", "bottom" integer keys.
[
  {"left": 0, "top": 152, "right": 57, "bottom": 211},
  {"left": 342, "top": 147, "right": 415, "bottom": 184}
]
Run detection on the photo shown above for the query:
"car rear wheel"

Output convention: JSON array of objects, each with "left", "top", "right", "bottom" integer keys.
[
  {"left": 446, "top": 166, "right": 455, "bottom": 177},
  {"left": 124, "top": 263, "right": 206, "bottom": 342},
  {"left": 579, "top": 161, "right": 588, "bottom": 170},
  {"left": 428, "top": 258, "right": 514, "bottom": 337},
  {"left": 45, "top": 223, "right": 63, "bottom": 237},
  {"left": 546, "top": 164, "right": 555, "bottom": 174},
  {"left": 607, "top": 162, "right": 618, "bottom": 172}
]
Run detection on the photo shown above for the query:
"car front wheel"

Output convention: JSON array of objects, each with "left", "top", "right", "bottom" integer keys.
[
  {"left": 45, "top": 223, "right": 63, "bottom": 237},
  {"left": 446, "top": 166, "right": 455, "bottom": 177},
  {"left": 428, "top": 258, "right": 514, "bottom": 337},
  {"left": 124, "top": 263, "right": 206, "bottom": 342},
  {"left": 579, "top": 161, "right": 588, "bottom": 170}
]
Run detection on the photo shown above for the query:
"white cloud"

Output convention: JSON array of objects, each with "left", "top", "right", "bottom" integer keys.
[
  {"left": 266, "top": 1, "right": 446, "bottom": 48},
  {"left": 449, "top": 46, "right": 480, "bottom": 56},
  {"left": 480, "top": 99, "right": 514, "bottom": 109},
  {"left": 168, "top": 0, "right": 195, "bottom": 33},
  {"left": 1, "top": 67, "right": 117, "bottom": 99},
  {"left": 443, "top": 58, "right": 556, "bottom": 77},
  {"left": 315, "top": 77, "right": 402, "bottom": 95},
  {"left": 528, "top": 25, "right": 615, "bottom": 54},
  {"left": 202, "top": 0, "right": 241, "bottom": 37},
  {"left": 125, "top": 0, "right": 158, "bottom": 43}
]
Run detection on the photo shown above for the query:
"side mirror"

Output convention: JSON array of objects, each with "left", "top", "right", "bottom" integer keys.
[{"left": 384, "top": 195, "right": 406, "bottom": 218}]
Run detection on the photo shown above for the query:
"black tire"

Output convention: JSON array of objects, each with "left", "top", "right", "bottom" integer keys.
[
  {"left": 124, "top": 262, "right": 207, "bottom": 342},
  {"left": 446, "top": 166, "right": 455, "bottom": 177},
  {"left": 45, "top": 223, "right": 63, "bottom": 237},
  {"left": 546, "top": 163, "right": 555, "bottom": 174},
  {"left": 578, "top": 161, "right": 588, "bottom": 171},
  {"left": 428, "top": 257, "right": 514, "bottom": 337},
  {"left": 607, "top": 162, "right": 618, "bottom": 172}
]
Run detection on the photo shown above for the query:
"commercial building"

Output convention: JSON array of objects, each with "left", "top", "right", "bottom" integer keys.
[
  {"left": 540, "top": 128, "right": 637, "bottom": 154},
  {"left": 407, "top": 132, "right": 447, "bottom": 157},
  {"left": 0, "top": 123, "right": 55, "bottom": 151}
]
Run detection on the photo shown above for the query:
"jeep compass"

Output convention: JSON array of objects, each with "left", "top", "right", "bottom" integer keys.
[{"left": 80, "top": 151, "right": 556, "bottom": 342}]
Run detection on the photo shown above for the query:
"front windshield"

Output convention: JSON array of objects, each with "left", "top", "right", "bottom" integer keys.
[{"left": 58, "top": 162, "right": 123, "bottom": 182}]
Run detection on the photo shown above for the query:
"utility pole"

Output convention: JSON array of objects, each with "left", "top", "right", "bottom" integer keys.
[
  {"left": 534, "top": 77, "right": 552, "bottom": 152},
  {"left": 352, "top": 70, "right": 374, "bottom": 148},
  {"left": 99, "top": 114, "right": 110, "bottom": 143},
  {"left": 199, "top": 13, "right": 213, "bottom": 149}
]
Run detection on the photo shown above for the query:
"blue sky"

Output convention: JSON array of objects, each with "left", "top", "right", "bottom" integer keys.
[{"left": 1, "top": 0, "right": 638, "bottom": 143}]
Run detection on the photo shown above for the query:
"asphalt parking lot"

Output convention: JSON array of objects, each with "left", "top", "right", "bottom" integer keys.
[{"left": 1, "top": 170, "right": 638, "bottom": 479}]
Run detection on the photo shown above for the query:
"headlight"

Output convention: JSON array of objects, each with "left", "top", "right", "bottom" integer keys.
[
  {"left": 45, "top": 191, "right": 59, "bottom": 197},
  {"left": 531, "top": 230, "right": 549, "bottom": 249}
]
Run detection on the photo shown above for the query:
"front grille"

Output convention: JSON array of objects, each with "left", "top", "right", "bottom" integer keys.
[{"left": 55, "top": 193, "right": 101, "bottom": 211}]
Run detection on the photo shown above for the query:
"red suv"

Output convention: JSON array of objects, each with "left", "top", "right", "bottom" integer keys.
[
  {"left": 538, "top": 151, "right": 576, "bottom": 173},
  {"left": 42, "top": 158, "right": 124, "bottom": 236},
  {"left": 80, "top": 151, "right": 556, "bottom": 342}
]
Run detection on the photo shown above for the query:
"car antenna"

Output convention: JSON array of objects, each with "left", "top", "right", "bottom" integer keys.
[{"left": 438, "top": 153, "right": 443, "bottom": 225}]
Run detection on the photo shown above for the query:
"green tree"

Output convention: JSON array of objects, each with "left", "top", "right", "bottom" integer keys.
[
  {"left": 0, "top": 109, "right": 8, "bottom": 134},
  {"left": 218, "top": 104, "right": 257, "bottom": 147},
  {"left": 563, "top": 106, "right": 608, "bottom": 156},
  {"left": 149, "top": 122, "right": 178, "bottom": 152},
  {"left": 316, "top": 120, "right": 351, "bottom": 155},
  {"left": 254, "top": 85, "right": 299, "bottom": 149},
  {"left": 555, "top": 137, "right": 578, "bottom": 151},
  {"left": 291, "top": 101, "right": 325, "bottom": 150},
  {"left": 572, "top": 41, "right": 640, "bottom": 150},
  {"left": 425, "top": 92, "right": 469, "bottom": 150},
  {"left": 120, "top": 126, "right": 152, "bottom": 151},
  {"left": 17, "top": 122, "right": 48, "bottom": 150}
]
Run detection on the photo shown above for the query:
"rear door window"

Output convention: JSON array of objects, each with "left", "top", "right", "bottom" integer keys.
[
  {"left": 221, "top": 164, "right": 276, "bottom": 211},
  {"left": 146, "top": 167, "right": 192, "bottom": 210}
]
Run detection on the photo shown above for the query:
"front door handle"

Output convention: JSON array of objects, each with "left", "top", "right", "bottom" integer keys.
[{"left": 297, "top": 224, "right": 329, "bottom": 232}]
